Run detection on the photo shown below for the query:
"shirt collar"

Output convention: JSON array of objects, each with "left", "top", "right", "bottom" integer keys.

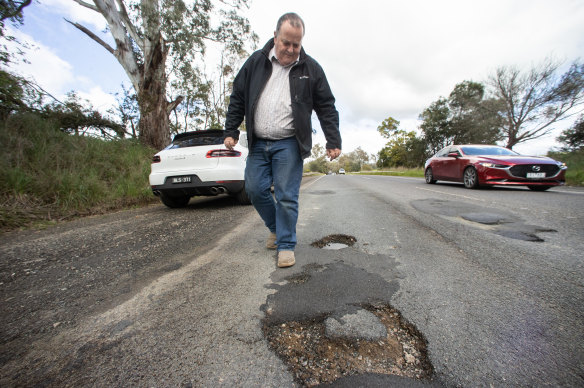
[{"left": 269, "top": 47, "right": 299, "bottom": 67}]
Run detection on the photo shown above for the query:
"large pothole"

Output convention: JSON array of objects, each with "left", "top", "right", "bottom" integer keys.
[
  {"left": 263, "top": 256, "right": 434, "bottom": 387},
  {"left": 311, "top": 234, "right": 357, "bottom": 250},
  {"left": 263, "top": 304, "right": 432, "bottom": 386}
]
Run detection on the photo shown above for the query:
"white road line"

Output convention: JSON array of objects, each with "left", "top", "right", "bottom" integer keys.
[
  {"left": 302, "top": 175, "right": 325, "bottom": 190},
  {"left": 553, "top": 190, "right": 584, "bottom": 195}
]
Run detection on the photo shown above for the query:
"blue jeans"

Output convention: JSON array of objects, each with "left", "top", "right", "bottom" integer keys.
[{"left": 245, "top": 137, "right": 303, "bottom": 251}]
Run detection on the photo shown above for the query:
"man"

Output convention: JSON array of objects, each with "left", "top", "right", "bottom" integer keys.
[{"left": 224, "top": 12, "right": 341, "bottom": 268}]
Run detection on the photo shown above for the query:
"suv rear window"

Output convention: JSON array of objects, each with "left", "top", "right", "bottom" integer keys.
[{"left": 165, "top": 131, "right": 224, "bottom": 149}]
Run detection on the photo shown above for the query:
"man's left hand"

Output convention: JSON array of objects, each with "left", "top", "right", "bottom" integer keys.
[{"left": 327, "top": 148, "right": 341, "bottom": 161}]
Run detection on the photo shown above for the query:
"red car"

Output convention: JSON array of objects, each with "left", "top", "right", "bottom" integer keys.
[{"left": 424, "top": 145, "right": 567, "bottom": 191}]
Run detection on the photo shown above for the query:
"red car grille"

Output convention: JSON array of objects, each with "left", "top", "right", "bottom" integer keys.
[{"left": 509, "top": 164, "right": 560, "bottom": 178}]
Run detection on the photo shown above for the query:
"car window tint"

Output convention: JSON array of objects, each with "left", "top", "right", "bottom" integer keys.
[
  {"left": 166, "top": 135, "right": 224, "bottom": 149},
  {"left": 461, "top": 146, "right": 519, "bottom": 156},
  {"left": 436, "top": 148, "right": 448, "bottom": 157}
]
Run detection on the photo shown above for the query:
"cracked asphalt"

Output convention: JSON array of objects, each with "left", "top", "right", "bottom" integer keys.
[{"left": 1, "top": 175, "right": 583, "bottom": 386}]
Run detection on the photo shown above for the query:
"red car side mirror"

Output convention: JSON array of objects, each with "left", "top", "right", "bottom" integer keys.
[{"left": 447, "top": 152, "right": 460, "bottom": 158}]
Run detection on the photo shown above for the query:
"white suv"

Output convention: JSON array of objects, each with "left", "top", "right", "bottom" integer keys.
[{"left": 149, "top": 130, "right": 250, "bottom": 208}]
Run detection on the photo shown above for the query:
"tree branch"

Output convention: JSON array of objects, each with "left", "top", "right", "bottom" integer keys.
[
  {"left": 115, "top": 0, "right": 144, "bottom": 50},
  {"left": 65, "top": 18, "right": 115, "bottom": 55},
  {"left": 167, "top": 96, "right": 184, "bottom": 115},
  {"left": 71, "top": 0, "right": 99, "bottom": 13}
]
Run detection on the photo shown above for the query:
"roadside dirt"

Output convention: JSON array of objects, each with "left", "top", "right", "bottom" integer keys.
[{"left": 0, "top": 195, "right": 252, "bottom": 385}]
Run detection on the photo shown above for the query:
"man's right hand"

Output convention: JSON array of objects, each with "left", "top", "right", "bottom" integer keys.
[{"left": 224, "top": 137, "right": 238, "bottom": 150}]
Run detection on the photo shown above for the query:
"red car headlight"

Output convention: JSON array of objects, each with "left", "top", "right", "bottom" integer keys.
[{"left": 478, "top": 162, "right": 508, "bottom": 168}]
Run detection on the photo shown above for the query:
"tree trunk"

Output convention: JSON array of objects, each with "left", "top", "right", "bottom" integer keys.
[
  {"left": 138, "top": 89, "right": 170, "bottom": 150},
  {"left": 137, "top": 30, "right": 170, "bottom": 151}
]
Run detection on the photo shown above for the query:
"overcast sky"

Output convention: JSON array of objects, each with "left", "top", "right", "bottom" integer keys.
[{"left": 8, "top": 0, "right": 584, "bottom": 156}]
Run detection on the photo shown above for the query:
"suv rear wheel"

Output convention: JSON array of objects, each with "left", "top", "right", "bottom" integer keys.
[
  {"left": 159, "top": 192, "right": 190, "bottom": 208},
  {"left": 234, "top": 185, "right": 251, "bottom": 205}
]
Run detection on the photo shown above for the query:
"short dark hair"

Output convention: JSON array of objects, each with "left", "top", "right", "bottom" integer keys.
[{"left": 276, "top": 12, "right": 305, "bottom": 36}]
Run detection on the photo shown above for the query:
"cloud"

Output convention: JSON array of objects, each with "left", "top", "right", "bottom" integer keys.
[
  {"left": 5, "top": 27, "right": 117, "bottom": 113},
  {"left": 245, "top": 0, "right": 584, "bottom": 155},
  {"left": 42, "top": 0, "right": 108, "bottom": 31},
  {"left": 78, "top": 86, "right": 118, "bottom": 112},
  {"left": 6, "top": 27, "right": 77, "bottom": 95}
]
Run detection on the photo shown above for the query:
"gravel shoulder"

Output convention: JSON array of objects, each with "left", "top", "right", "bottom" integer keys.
[{"left": 0, "top": 195, "right": 253, "bottom": 377}]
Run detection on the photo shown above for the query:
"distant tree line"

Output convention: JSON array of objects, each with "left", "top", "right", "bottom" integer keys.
[
  {"left": 376, "top": 59, "right": 584, "bottom": 168},
  {"left": 306, "top": 144, "right": 374, "bottom": 174}
]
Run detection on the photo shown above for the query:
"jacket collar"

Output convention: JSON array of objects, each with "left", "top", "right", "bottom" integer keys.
[{"left": 260, "top": 38, "right": 307, "bottom": 64}]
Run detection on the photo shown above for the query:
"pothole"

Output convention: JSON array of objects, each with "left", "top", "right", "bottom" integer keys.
[
  {"left": 263, "top": 304, "right": 432, "bottom": 387},
  {"left": 311, "top": 234, "right": 357, "bottom": 250},
  {"left": 460, "top": 212, "right": 514, "bottom": 225}
]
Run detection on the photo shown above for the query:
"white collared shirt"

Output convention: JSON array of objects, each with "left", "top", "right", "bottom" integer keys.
[{"left": 254, "top": 47, "right": 299, "bottom": 140}]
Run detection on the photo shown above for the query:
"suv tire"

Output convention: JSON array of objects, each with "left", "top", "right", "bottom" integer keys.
[
  {"left": 235, "top": 185, "right": 251, "bottom": 205},
  {"left": 159, "top": 192, "right": 190, "bottom": 208}
]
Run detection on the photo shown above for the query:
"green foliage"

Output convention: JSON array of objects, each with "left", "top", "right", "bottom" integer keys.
[
  {"left": 548, "top": 149, "right": 584, "bottom": 186},
  {"left": 419, "top": 80, "right": 502, "bottom": 154},
  {"left": 0, "top": 0, "right": 31, "bottom": 23},
  {"left": 0, "top": 112, "right": 156, "bottom": 230},
  {"left": 357, "top": 168, "right": 425, "bottom": 178},
  {"left": 306, "top": 144, "right": 375, "bottom": 173},
  {"left": 557, "top": 115, "right": 584, "bottom": 151},
  {"left": 0, "top": 69, "right": 43, "bottom": 118},
  {"left": 306, "top": 156, "right": 328, "bottom": 174},
  {"left": 1, "top": 0, "right": 32, "bottom": 64},
  {"left": 311, "top": 143, "right": 325, "bottom": 159},
  {"left": 376, "top": 123, "right": 429, "bottom": 168},
  {"left": 42, "top": 92, "right": 126, "bottom": 137},
  {"left": 377, "top": 116, "right": 400, "bottom": 139},
  {"left": 1, "top": 69, "right": 125, "bottom": 138}
]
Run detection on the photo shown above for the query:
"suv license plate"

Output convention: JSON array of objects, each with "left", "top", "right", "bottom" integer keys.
[
  {"left": 172, "top": 176, "right": 191, "bottom": 184},
  {"left": 526, "top": 172, "right": 545, "bottom": 178}
]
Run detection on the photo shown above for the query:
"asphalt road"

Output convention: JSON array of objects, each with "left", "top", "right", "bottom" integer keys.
[{"left": 1, "top": 175, "right": 583, "bottom": 387}]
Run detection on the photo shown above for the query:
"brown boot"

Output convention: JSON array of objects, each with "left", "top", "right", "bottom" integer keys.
[
  {"left": 277, "top": 251, "right": 295, "bottom": 268},
  {"left": 266, "top": 232, "right": 277, "bottom": 250}
]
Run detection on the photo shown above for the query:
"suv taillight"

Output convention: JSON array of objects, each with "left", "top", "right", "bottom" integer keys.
[
  {"left": 152, "top": 155, "right": 161, "bottom": 163},
  {"left": 206, "top": 150, "right": 242, "bottom": 158}
]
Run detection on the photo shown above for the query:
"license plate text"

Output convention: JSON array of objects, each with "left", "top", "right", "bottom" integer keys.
[{"left": 172, "top": 176, "right": 191, "bottom": 183}]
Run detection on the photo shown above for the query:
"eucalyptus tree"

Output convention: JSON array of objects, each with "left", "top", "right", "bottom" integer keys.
[
  {"left": 68, "top": 0, "right": 256, "bottom": 149},
  {"left": 419, "top": 81, "right": 502, "bottom": 154},
  {"left": 557, "top": 114, "right": 584, "bottom": 151},
  {"left": 488, "top": 59, "right": 584, "bottom": 149}
]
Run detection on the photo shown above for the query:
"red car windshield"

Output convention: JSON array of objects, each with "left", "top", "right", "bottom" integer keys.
[{"left": 460, "top": 146, "right": 519, "bottom": 156}]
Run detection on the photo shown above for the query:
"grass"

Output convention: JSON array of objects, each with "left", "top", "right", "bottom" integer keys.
[
  {"left": 351, "top": 167, "right": 425, "bottom": 178},
  {"left": 0, "top": 113, "right": 157, "bottom": 231},
  {"left": 549, "top": 149, "right": 584, "bottom": 186}
]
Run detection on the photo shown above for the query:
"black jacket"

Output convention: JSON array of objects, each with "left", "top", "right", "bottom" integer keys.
[{"left": 224, "top": 39, "right": 341, "bottom": 159}]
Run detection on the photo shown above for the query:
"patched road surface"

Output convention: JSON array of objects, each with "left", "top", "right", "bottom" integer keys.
[{"left": 1, "top": 175, "right": 583, "bottom": 387}]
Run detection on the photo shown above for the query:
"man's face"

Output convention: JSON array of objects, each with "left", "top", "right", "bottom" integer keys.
[{"left": 273, "top": 21, "right": 303, "bottom": 66}]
